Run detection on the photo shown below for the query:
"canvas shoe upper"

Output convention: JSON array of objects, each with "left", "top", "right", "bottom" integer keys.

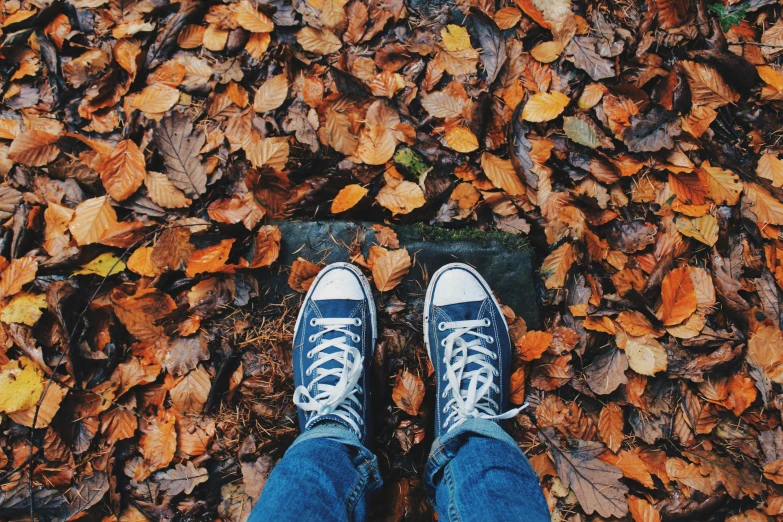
[
  {"left": 292, "top": 262, "right": 376, "bottom": 444},
  {"left": 424, "top": 263, "right": 526, "bottom": 438}
]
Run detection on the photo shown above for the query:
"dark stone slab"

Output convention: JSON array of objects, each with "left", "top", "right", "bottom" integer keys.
[{"left": 259, "top": 221, "right": 540, "bottom": 329}]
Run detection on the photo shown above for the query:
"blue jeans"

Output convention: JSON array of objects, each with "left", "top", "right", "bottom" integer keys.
[{"left": 249, "top": 419, "right": 550, "bottom": 522}]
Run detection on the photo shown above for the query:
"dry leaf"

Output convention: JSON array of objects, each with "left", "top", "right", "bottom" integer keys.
[
  {"left": 332, "top": 184, "right": 368, "bottom": 213},
  {"left": 392, "top": 370, "right": 425, "bottom": 415},
  {"left": 372, "top": 248, "right": 411, "bottom": 291}
]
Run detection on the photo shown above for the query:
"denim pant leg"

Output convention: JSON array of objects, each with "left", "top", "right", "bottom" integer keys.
[
  {"left": 425, "top": 419, "right": 550, "bottom": 522},
  {"left": 249, "top": 424, "right": 382, "bottom": 522}
]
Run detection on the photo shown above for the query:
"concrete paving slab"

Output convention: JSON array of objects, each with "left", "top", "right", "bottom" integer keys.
[{"left": 258, "top": 221, "right": 540, "bottom": 329}]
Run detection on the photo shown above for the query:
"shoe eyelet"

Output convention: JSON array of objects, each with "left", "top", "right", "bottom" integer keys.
[
  {"left": 306, "top": 369, "right": 312, "bottom": 376},
  {"left": 491, "top": 352, "right": 497, "bottom": 360},
  {"left": 310, "top": 318, "right": 317, "bottom": 326},
  {"left": 307, "top": 350, "right": 314, "bottom": 359},
  {"left": 441, "top": 340, "right": 447, "bottom": 347},
  {"left": 443, "top": 375, "right": 448, "bottom": 382},
  {"left": 309, "top": 335, "right": 316, "bottom": 342},
  {"left": 493, "top": 369, "right": 499, "bottom": 376},
  {"left": 352, "top": 335, "right": 361, "bottom": 343},
  {"left": 442, "top": 407, "right": 448, "bottom": 414},
  {"left": 487, "top": 337, "right": 495, "bottom": 344},
  {"left": 438, "top": 322, "right": 446, "bottom": 331},
  {"left": 483, "top": 318, "right": 491, "bottom": 327},
  {"left": 442, "top": 392, "right": 447, "bottom": 398},
  {"left": 354, "top": 318, "right": 362, "bottom": 326}
]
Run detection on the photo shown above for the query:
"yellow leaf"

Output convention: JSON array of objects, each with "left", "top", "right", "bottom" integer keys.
[
  {"left": 43, "top": 202, "right": 74, "bottom": 256},
  {"left": 0, "top": 293, "right": 47, "bottom": 326},
  {"left": 234, "top": 0, "right": 274, "bottom": 32},
  {"left": 296, "top": 26, "right": 342, "bottom": 55},
  {"left": 578, "top": 83, "right": 606, "bottom": 109},
  {"left": 618, "top": 333, "right": 668, "bottom": 376},
  {"left": 530, "top": 40, "right": 564, "bottom": 63},
  {"left": 758, "top": 153, "right": 783, "bottom": 188},
  {"left": 701, "top": 162, "right": 742, "bottom": 205},
  {"left": 675, "top": 215, "right": 718, "bottom": 246},
  {"left": 441, "top": 25, "right": 472, "bottom": 51},
  {"left": 9, "top": 381, "right": 67, "bottom": 428},
  {"left": 145, "top": 171, "right": 191, "bottom": 209},
  {"left": 73, "top": 252, "right": 127, "bottom": 277},
  {"left": 356, "top": 100, "right": 399, "bottom": 165},
  {"left": 131, "top": 84, "right": 180, "bottom": 115},
  {"left": 0, "top": 357, "right": 44, "bottom": 414},
  {"left": 522, "top": 91, "right": 570, "bottom": 122},
  {"left": 377, "top": 180, "right": 426, "bottom": 215},
  {"left": 371, "top": 248, "right": 411, "bottom": 291},
  {"left": 69, "top": 196, "right": 119, "bottom": 246},
  {"left": 242, "top": 133, "right": 289, "bottom": 171},
  {"left": 127, "top": 246, "right": 162, "bottom": 277},
  {"left": 445, "top": 126, "right": 479, "bottom": 153},
  {"left": 745, "top": 183, "right": 783, "bottom": 225},
  {"left": 481, "top": 152, "right": 526, "bottom": 195},
  {"left": 332, "top": 184, "right": 368, "bottom": 213},
  {"left": 203, "top": 24, "right": 228, "bottom": 52},
  {"left": 253, "top": 74, "right": 288, "bottom": 113}
]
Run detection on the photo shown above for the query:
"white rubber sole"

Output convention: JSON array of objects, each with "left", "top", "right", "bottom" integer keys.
[
  {"left": 292, "top": 262, "right": 378, "bottom": 356},
  {"left": 422, "top": 262, "right": 506, "bottom": 363}
]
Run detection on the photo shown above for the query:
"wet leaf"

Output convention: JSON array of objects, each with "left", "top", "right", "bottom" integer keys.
[{"left": 392, "top": 370, "right": 425, "bottom": 415}]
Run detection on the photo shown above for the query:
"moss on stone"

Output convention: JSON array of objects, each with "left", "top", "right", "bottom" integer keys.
[{"left": 416, "top": 225, "right": 530, "bottom": 251}]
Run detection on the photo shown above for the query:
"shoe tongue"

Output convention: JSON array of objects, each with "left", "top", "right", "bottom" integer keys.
[
  {"left": 310, "top": 299, "right": 360, "bottom": 394},
  {"left": 438, "top": 300, "right": 493, "bottom": 405}
]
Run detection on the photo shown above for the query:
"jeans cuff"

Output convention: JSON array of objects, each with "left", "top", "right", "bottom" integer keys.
[
  {"left": 425, "top": 419, "right": 520, "bottom": 500},
  {"left": 291, "top": 421, "right": 363, "bottom": 449}
]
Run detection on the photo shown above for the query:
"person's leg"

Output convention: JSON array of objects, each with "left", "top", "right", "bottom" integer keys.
[
  {"left": 422, "top": 263, "right": 549, "bottom": 522},
  {"left": 249, "top": 423, "right": 381, "bottom": 522},
  {"left": 249, "top": 263, "right": 381, "bottom": 522},
  {"left": 425, "top": 419, "right": 549, "bottom": 522}
]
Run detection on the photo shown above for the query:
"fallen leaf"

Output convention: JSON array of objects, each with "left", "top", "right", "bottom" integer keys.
[
  {"left": 68, "top": 196, "right": 118, "bottom": 246},
  {"left": 392, "top": 370, "right": 425, "bottom": 415},
  {"left": 332, "top": 184, "right": 368, "bottom": 213},
  {"left": 73, "top": 252, "right": 126, "bottom": 277},
  {"left": 289, "top": 258, "right": 321, "bottom": 292},
  {"left": 155, "top": 461, "right": 209, "bottom": 495},
  {"left": 0, "top": 257, "right": 38, "bottom": 300},
  {"left": 522, "top": 91, "right": 570, "bottom": 122},
  {"left": 656, "top": 267, "right": 698, "bottom": 326},
  {"left": 372, "top": 248, "right": 411, "bottom": 291}
]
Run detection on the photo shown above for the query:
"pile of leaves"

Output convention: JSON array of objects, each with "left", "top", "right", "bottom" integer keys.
[{"left": 4, "top": 0, "right": 783, "bottom": 519}]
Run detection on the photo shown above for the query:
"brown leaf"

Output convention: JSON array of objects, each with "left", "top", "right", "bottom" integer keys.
[
  {"left": 169, "top": 365, "right": 211, "bottom": 414},
  {"left": 371, "top": 248, "right": 411, "bottom": 292},
  {"left": 289, "top": 258, "right": 321, "bottom": 292},
  {"left": 598, "top": 403, "right": 624, "bottom": 453},
  {"left": 392, "top": 370, "right": 425, "bottom": 416},
  {"left": 138, "top": 410, "right": 177, "bottom": 480},
  {"left": 155, "top": 461, "right": 209, "bottom": 495},
  {"left": 481, "top": 152, "right": 526, "bottom": 196},
  {"left": 8, "top": 129, "right": 60, "bottom": 167},
  {"left": 628, "top": 496, "right": 662, "bottom": 522},
  {"left": 112, "top": 288, "right": 176, "bottom": 342},
  {"left": 253, "top": 74, "right": 288, "bottom": 113},
  {"left": 249, "top": 225, "right": 281, "bottom": 268},
  {"left": 540, "top": 428, "right": 629, "bottom": 518}
]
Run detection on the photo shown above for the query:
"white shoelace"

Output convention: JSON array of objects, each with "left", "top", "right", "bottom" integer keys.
[
  {"left": 439, "top": 319, "right": 527, "bottom": 431},
  {"left": 293, "top": 317, "right": 365, "bottom": 435}
]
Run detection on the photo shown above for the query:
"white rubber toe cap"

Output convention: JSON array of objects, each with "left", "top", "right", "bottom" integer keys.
[
  {"left": 431, "top": 266, "right": 488, "bottom": 306},
  {"left": 310, "top": 266, "right": 364, "bottom": 301}
]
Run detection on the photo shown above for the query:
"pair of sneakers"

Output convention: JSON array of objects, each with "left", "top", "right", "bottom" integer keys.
[{"left": 291, "top": 262, "right": 525, "bottom": 444}]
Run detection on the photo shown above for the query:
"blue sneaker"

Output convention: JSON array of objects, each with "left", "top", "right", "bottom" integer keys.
[
  {"left": 424, "top": 263, "right": 526, "bottom": 437},
  {"left": 292, "top": 262, "right": 376, "bottom": 444}
]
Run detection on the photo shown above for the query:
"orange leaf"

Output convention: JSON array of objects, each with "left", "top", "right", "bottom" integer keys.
[
  {"left": 0, "top": 257, "right": 38, "bottom": 300},
  {"left": 517, "top": 330, "right": 552, "bottom": 361},
  {"left": 598, "top": 403, "right": 624, "bottom": 453},
  {"left": 332, "top": 184, "right": 368, "bottom": 213},
  {"left": 510, "top": 367, "right": 526, "bottom": 405},
  {"left": 97, "top": 140, "right": 146, "bottom": 201},
  {"left": 656, "top": 267, "right": 697, "bottom": 326},
  {"left": 185, "top": 239, "right": 235, "bottom": 277},
  {"left": 8, "top": 129, "right": 60, "bottom": 167},
  {"left": 249, "top": 225, "right": 281, "bottom": 268},
  {"left": 628, "top": 496, "right": 662, "bottom": 522}
]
